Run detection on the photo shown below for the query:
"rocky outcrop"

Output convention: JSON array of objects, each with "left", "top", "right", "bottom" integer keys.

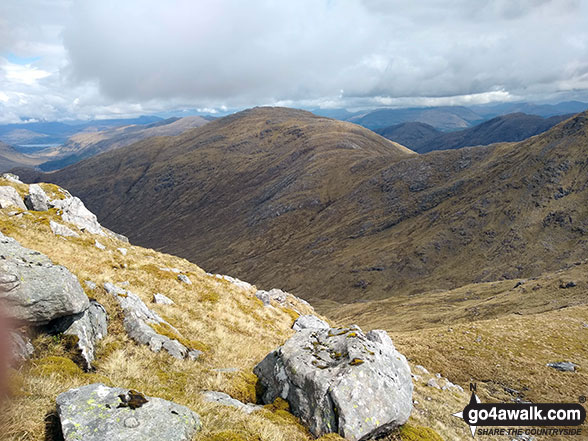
[
  {"left": 50, "top": 220, "right": 79, "bottom": 238},
  {"left": 56, "top": 383, "right": 201, "bottom": 441},
  {"left": 255, "top": 287, "right": 311, "bottom": 310},
  {"left": 52, "top": 196, "right": 105, "bottom": 236},
  {"left": 50, "top": 300, "right": 108, "bottom": 370},
  {"left": 0, "top": 232, "right": 89, "bottom": 325},
  {"left": 254, "top": 326, "right": 413, "bottom": 440},
  {"left": 202, "top": 391, "right": 262, "bottom": 414},
  {"left": 105, "top": 282, "right": 200, "bottom": 360},
  {"left": 0, "top": 186, "right": 26, "bottom": 210},
  {"left": 24, "top": 184, "right": 49, "bottom": 211},
  {"left": 292, "top": 314, "right": 329, "bottom": 331}
]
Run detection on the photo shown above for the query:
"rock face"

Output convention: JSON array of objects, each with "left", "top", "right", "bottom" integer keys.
[
  {"left": 52, "top": 196, "right": 105, "bottom": 236},
  {"left": 56, "top": 383, "right": 201, "bottom": 441},
  {"left": 24, "top": 184, "right": 49, "bottom": 211},
  {"left": 51, "top": 300, "right": 108, "bottom": 370},
  {"left": 254, "top": 326, "right": 413, "bottom": 440},
  {"left": 0, "top": 233, "right": 89, "bottom": 325},
  {"left": 292, "top": 315, "right": 329, "bottom": 331},
  {"left": 50, "top": 220, "right": 79, "bottom": 238},
  {"left": 105, "top": 282, "right": 200, "bottom": 360},
  {"left": 202, "top": 391, "right": 262, "bottom": 414},
  {"left": 0, "top": 186, "right": 26, "bottom": 210}
]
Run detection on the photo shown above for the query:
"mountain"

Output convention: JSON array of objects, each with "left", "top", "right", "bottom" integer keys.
[
  {"left": 471, "top": 100, "right": 588, "bottom": 118},
  {"left": 377, "top": 112, "right": 570, "bottom": 153},
  {"left": 19, "top": 108, "right": 588, "bottom": 312},
  {"left": 347, "top": 106, "right": 484, "bottom": 131},
  {"left": 0, "top": 116, "right": 163, "bottom": 147},
  {"left": 38, "top": 115, "right": 212, "bottom": 171},
  {"left": 0, "top": 140, "right": 45, "bottom": 171}
]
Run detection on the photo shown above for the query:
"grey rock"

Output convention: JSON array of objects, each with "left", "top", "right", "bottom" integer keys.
[
  {"left": 153, "top": 293, "right": 174, "bottom": 305},
  {"left": 177, "top": 274, "right": 192, "bottom": 284},
  {"left": 103, "top": 227, "right": 130, "bottom": 243},
  {"left": 427, "top": 378, "right": 441, "bottom": 389},
  {"left": 51, "top": 300, "right": 108, "bottom": 370},
  {"left": 0, "top": 186, "right": 26, "bottom": 210},
  {"left": 50, "top": 220, "right": 79, "bottom": 238},
  {"left": 366, "top": 329, "right": 396, "bottom": 351},
  {"left": 187, "top": 350, "right": 202, "bottom": 361},
  {"left": 85, "top": 280, "right": 97, "bottom": 290},
  {"left": 118, "top": 247, "right": 128, "bottom": 256},
  {"left": 415, "top": 365, "right": 429, "bottom": 374},
  {"left": 292, "top": 315, "right": 329, "bottom": 331},
  {"left": 95, "top": 240, "right": 106, "bottom": 250},
  {"left": 9, "top": 330, "right": 34, "bottom": 364},
  {"left": 56, "top": 383, "right": 201, "bottom": 441},
  {"left": 106, "top": 282, "right": 195, "bottom": 361},
  {"left": 0, "top": 233, "right": 89, "bottom": 325},
  {"left": 255, "top": 290, "right": 271, "bottom": 306},
  {"left": 2, "top": 173, "right": 22, "bottom": 184},
  {"left": 52, "top": 196, "right": 105, "bottom": 236},
  {"left": 202, "top": 391, "right": 262, "bottom": 414},
  {"left": 254, "top": 326, "right": 413, "bottom": 440},
  {"left": 546, "top": 361, "right": 577, "bottom": 372},
  {"left": 24, "top": 184, "right": 49, "bottom": 211},
  {"left": 210, "top": 273, "right": 253, "bottom": 290}
]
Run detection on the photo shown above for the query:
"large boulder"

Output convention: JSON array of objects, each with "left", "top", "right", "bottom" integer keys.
[
  {"left": 0, "top": 186, "right": 26, "bottom": 210},
  {"left": 50, "top": 300, "right": 108, "bottom": 370},
  {"left": 56, "top": 383, "right": 201, "bottom": 441},
  {"left": 0, "top": 233, "right": 89, "bottom": 325},
  {"left": 24, "top": 184, "right": 49, "bottom": 211},
  {"left": 254, "top": 326, "right": 413, "bottom": 440},
  {"left": 52, "top": 196, "right": 105, "bottom": 236}
]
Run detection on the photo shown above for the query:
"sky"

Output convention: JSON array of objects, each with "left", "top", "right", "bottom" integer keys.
[{"left": 1, "top": 0, "right": 588, "bottom": 123}]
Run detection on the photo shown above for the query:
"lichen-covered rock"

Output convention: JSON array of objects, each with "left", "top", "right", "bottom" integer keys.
[
  {"left": 51, "top": 196, "right": 105, "bottom": 236},
  {"left": 0, "top": 233, "right": 89, "bottom": 325},
  {"left": 24, "top": 184, "right": 49, "bottom": 211},
  {"left": 202, "top": 391, "right": 262, "bottom": 414},
  {"left": 50, "top": 220, "right": 79, "bottom": 238},
  {"left": 105, "top": 282, "right": 195, "bottom": 360},
  {"left": 56, "top": 383, "right": 201, "bottom": 441},
  {"left": 0, "top": 186, "right": 26, "bottom": 210},
  {"left": 50, "top": 300, "right": 108, "bottom": 370},
  {"left": 292, "top": 314, "right": 329, "bottom": 331},
  {"left": 254, "top": 326, "right": 413, "bottom": 440}
]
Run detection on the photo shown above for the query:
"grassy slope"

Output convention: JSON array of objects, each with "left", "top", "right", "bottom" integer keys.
[{"left": 0, "top": 178, "right": 458, "bottom": 441}]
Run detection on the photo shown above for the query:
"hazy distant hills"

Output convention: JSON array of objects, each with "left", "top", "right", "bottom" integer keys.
[
  {"left": 0, "top": 116, "right": 162, "bottom": 147},
  {"left": 377, "top": 112, "right": 570, "bottom": 153},
  {"left": 39, "top": 115, "right": 212, "bottom": 171},
  {"left": 20, "top": 108, "right": 588, "bottom": 311}
]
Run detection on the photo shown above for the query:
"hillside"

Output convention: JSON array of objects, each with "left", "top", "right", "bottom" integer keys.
[
  {"left": 377, "top": 113, "right": 570, "bottom": 153},
  {"left": 19, "top": 108, "right": 588, "bottom": 310},
  {"left": 0, "top": 141, "right": 45, "bottom": 172},
  {"left": 39, "top": 116, "right": 212, "bottom": 171},
  {"left": 0, "top": 176, "right": 475, "bottom": 441}
]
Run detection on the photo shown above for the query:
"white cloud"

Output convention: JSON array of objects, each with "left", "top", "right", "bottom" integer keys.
[{"left": 0, "top": 0, "right": 587, "bottom": 122}]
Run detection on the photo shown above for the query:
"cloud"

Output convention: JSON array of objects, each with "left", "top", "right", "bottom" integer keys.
[{"left": 1, "top": 0, "right": 588, "bottom": 121}]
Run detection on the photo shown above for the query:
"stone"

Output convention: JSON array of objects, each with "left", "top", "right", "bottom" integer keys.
[
  {"left": 415, "top": 365, "right": 429, "bottom": 374},
  {"left": 50, "top": 220, "right": 79, "bottom": 238},
  {"left": 255, "top": 290, "right": 271, "bottom": 306},
  {"left": 211, "top": 273, "right": 253, "bottom": 290},
  {"left": 292, "top": 314, "right": 329, "bottom": 331},
  {"left": 50, "top": 300, "right": 108, "bottom": 370},
  {"left": 366, "top": 329, "right": 396, "bottom": 350},
  {"left": 254, "top": 326, "right": 413, "bottom": 440},
  {"left": 24, "top": 184, "right": 49, "bottom": 211},
  {"left": 187, "top": 350, "right": 202, "bottom": 361},
  {"left": 427, "top": 378, "right": 441, "bottom": 389},
  {"left": 118, "top": 247, "right": 128, "bottom": 256},
  {"left": 153, "top": 293, "right": 174, "bottom": 305},
  {"left": 56, "top": 383, "right": 201, "bottom": 441},
  {"left": 85, "top": 280, "right": 97, "bottom": 290},
  {"left": 177, "top": 274, "right": 192, "bottom": 284},
  {"left": 546, "top": 361, "right": 577, "bottom": 372},
  {"left": 0, "top": 186, "right": 26, "bottom": 210},
  {"left": 9, "top": 330, "right": 34, "bottom": 364},
  {"left": 0, "top": 232, "right": 89, "bottom": 325},
  {"left": 255, "top": 287, "right": 310, "bottom": 309},
  {"left": 105, "top": 282, "right": 195, "bottom": 360},
  {"left": 52, "top": 196, "right": 105, "bottom": 236},
  {"left": 95, "top": 240, "right": 106, "bottom": 250},
  {"left": 1, "top": 173, "right": 22, "bottom": 184},
  {"left": 202, "top": 391, "right": 262, "bottom": 414}
]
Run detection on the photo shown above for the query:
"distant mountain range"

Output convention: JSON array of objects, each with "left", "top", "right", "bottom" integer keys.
[
  {"left": 18, "top": 108, "right": 588, "bottom": 314},
  {"left": 376, "top": 112, "right": 571, "bottom": 153}
]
